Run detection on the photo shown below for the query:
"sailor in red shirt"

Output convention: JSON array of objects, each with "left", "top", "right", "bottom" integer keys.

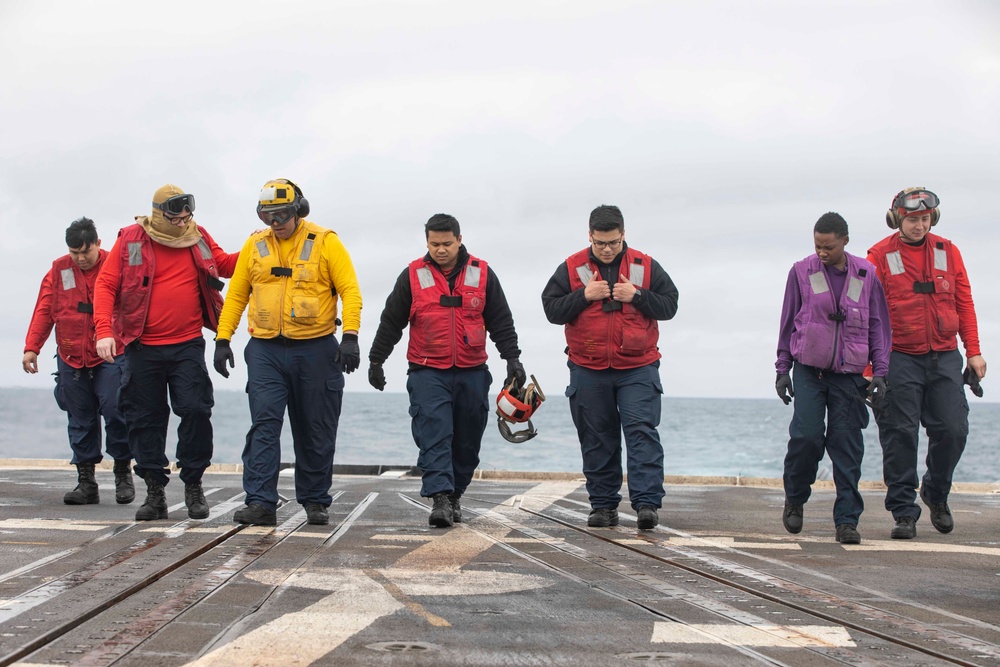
[
  {"left": 23, "top": 217, "right": 133, "bottom": 506},
  {"left": 867, "top": 187, "right": 987, "bottom": 540},
  {"left": 94, "top": 185, "right": 238, "bottom": 522}
]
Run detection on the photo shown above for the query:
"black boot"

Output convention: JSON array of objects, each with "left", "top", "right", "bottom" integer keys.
[
  {"left": 185, "top": 481, "right": 209, "bottom": 520},
  {"left": 135, "top": 477, "right": 168, "bottom": 521},
  {"left": 448, "top": 493, "right": 463, "bottom": 523},
  {"left": 429, "top": 493, "right": 454, "bottom": 528},
  {"left": 64, "top": 463, "right": 99, "bottom": 505},
  {"left": 113, "top": 460, "right": 135, "bottom": 504}
]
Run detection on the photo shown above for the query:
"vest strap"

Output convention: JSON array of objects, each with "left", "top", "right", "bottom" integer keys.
[
  {"left": 76, "top": 302, "right": 93, "bottom": 313},
  {"left": 271, "top": 267, "right": 293, "bottom": 277},
  {"left": 913, "top": 281, "right": 936, "bottom": 294},
  {"left": 440, "top": 295, "right": 462, "bottom": 307}
]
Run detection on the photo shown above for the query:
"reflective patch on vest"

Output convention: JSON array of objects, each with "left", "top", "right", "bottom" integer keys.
[
  {"left": 809, "top": 271, "right": 830, "bottom": 295},
  {"left": 847, "top": 276, "right": 863, "bottom": 302},
  {"left": 60, "top": 268, "right": 76, "bottom": 291},
  {"left": 629, "top": 264, "right": 645, "bottom": 287},
  {"left": 465, "top": 264, "right": 481, "bottom": 288},
  {"left": 886, "top": 251, "right": 905, "bottom": 275},
  {"left": 128, "top": 242, "right": 143, "bottom": 266},
  {"left": 575, "top": 265, "right": 593, "bottom": 286},
  {"left": 934, "top": 247, "right": 948, "bottom": 272},
  {"left": 197, "top": 239, "right": 212, "bottom": 260},
  {"left": 300, "top": 239, "right": 314, "bottom": 261},
  {"left": 256, "top": 240, "right": 270, "bottom": 258},
  {"left": 416, "top": 267, "right": 435, "bottom": 289}
]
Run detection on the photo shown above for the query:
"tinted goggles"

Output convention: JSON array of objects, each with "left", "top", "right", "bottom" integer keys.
[
  {"left": 895, "top": 189, "right": 939, "bottom": 212},
  {"left": 257, "top": 206, "right": 296, "bottom": 225},
  {"left": 152, "top": 193, "right": 196, "bottom": 216}
]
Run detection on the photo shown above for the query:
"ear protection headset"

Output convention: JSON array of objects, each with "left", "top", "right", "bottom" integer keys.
[
  {"left": 280, "top": 178, "right": 310, "bottom": 218},
  {"left": 885, "top": 186, "right": 940, "bottom": 229}
]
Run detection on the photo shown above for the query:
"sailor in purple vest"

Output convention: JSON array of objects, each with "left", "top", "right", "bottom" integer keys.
[{"left": 775, "top": 212, "right": 891, "bottom": 545}]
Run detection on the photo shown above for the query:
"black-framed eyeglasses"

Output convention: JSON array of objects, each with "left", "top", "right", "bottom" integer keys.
[
  {"left": 592, "top": 237, "right": 623, "bottom": 250},
  {"left": 152, "top": 193, "right": 196, "bottom": 216}
]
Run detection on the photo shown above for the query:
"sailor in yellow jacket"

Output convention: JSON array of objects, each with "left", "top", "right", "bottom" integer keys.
[{"left": 213, "top": 179, "right": 362, "bottom": 526}]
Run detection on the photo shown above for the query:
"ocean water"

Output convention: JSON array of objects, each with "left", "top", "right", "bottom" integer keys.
[{"left": 2, "top": 388, "right": 999, "bottom": 483}]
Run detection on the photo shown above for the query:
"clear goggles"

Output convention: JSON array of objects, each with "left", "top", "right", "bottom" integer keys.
[
  {"left": 152, "top": 193, "right": 196, "bottom": 216},
  {"left": 257, "top": 206, "right": 296, "bottom": 225},
  {"left": 895, "top": 189, "right": 940, "bottom": 212}
]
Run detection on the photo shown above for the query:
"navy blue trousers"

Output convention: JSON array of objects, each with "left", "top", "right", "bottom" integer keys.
[
  {"left": 120, "top": 338, "right": 214, "bottom": 486},
  {"left": 875, "top": 349, "right": 969, "bottom": 520},
  {"left": 566, "top": 361, "right": 665, "bottom": 510},
  {"left": 784, "top": 363, "right": 869, "bottom": 527},
  {"left": 406, "top": 366, "right": 491, "bottom": 498},
  {"left": 54, "top": 356, "right": 129, "bottom": 465},
  {"left": 243, "top": 335, "right": 344, "bottom": 511}
]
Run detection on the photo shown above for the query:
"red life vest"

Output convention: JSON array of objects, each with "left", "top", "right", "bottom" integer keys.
[
  {"left": 50, "top": 252, "right": 119, "bottom": 368},
  {"left": 867, "top": 232, "right": 959, "bottom": 354},
  {"left": 114, "top": 224, "right": 226, "bottom": 346},
  {"left": 564, "top": 247, "right": 660, "bottom": 370},
  {"left": 406, "top": 255, "right": 489, "bottom": 369}
]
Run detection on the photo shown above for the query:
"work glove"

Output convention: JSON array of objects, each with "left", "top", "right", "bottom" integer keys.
[
  {"left": 964, "top": 366, "right": 984, "bottom": 398},
  {"left": 336, "top": 333, "right": 361, "bottom": 374},
  {"left": 868, "top": 375, "right": 888, "bottom": 410},
  {"left": 368, "top": 362, "right": 386, "bottom": 391},
  {"left": 775, "top": 373, "right": 793, "bottom": 405},
  {"left": 506, "top": 358, "right": 526, "bottom": 390},
  {"left": 213, "top": 339, "right": 234, "bottom": 378}
]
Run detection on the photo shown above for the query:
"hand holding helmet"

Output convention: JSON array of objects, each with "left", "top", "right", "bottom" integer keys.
[{"left": 505, "top": 358, "right": 526, "bottom": 390}]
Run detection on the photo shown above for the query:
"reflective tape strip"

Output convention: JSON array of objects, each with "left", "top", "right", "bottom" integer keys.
[
  {"left": 575, "top": 265, "right": 593, "bottom": 286},
  {"left": 886, "top": 251, "right": 905, "bottom": 275},
  {"left": 416, "top": 267, "right": 435, "bottom": 289},
  {"left": 300, "top": 239, "right": 314, "bottom": 261},
  {"left": 629, "top": 264, "right": 645, "bottom": 287},
  {"left": 197, "top": 239, "right": 212, "bottom": 260},
  {"left": 128, "top": 242, "right": 143, "bottom": 266},
  {"left": 465, "top": 264, "right": 481, "bottom": 288},
  {"left": 60, "top": 268, "right": 76, "bottom": 291},
  {"left": 847, "top": 276, "right": 863, "bottom": 302},
  {"left": 256, "top": 240, "right": 270, "bottom": 258},
  {"left": 809, "top": 271, "right": 830, "bottom": 295},
  {"left": 934, "top": 247, "right": 948, "bottom": 272}
]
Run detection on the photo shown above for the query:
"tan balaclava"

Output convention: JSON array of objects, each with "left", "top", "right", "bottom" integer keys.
[{"left": 140, "top": 184, "right": 203, "bottom": 248}]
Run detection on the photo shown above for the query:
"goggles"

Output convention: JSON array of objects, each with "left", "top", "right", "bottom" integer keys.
[
  {"left": 895, "top": 189, "right": 940, "bottom": 213},
  {"left": 257, "top": 206, "right": 297, "bottom": 225},
  {"left": 152, "top": 193, "right": 196, "bottom": 216}
]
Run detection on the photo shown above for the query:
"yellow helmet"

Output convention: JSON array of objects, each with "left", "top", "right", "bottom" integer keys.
[{"left": 257, "top": 178, "right": 310, "bottom": 223}]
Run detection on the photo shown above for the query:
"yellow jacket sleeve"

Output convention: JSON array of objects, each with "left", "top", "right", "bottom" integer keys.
[
  {"left": 323, "top": 232, "right": 362, "bottom": 332},
  {"left": 215, "top": 235, "right": 257, "bottom": 341}
]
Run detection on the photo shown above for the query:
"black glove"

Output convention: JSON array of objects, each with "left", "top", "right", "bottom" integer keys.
[
  {"left": 775, "top": 373, "right": 793, "bottom": 405},
  {"left": 213, "top": 339, "right": 234, "bottom": 378},
  {"left": 506, "top": 358, "right": 526, "bottom": 390},
  {"left": 964, "top": 366, "right": 984, "bottom": 398},
  {"left": 368, "top": 362, "right": 386, "bottom": 391},
  {"left": 336, "top": 333, "right": 361, "bottom": 374},
  {"left": 868, "top": 375, "right": 888, "bottom": 410}
]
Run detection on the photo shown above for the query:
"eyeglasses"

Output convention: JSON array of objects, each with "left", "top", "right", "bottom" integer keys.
[
  {"left": 894, "top": 189, "right": 940, "bottom": 212},
  {"left": 165, "top": 212, "right": 193, "bottom": 224},
  {"left": 153, "top": 193, "right": 196, "bottom": 216},
  {"left": 591, "top": 237, "right": 623, "bottom": 250},
  {"left": 257, "top": 207, "right": 296, "bottom": 225}
]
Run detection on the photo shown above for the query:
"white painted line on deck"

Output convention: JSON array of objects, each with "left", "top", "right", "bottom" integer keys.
[
  {"left": 652, "top": 622, "right": 856, "bottom": 647},
  {"left": 0, "top": 519, "right": 107, "bottom": 531},
  {"left": 379, "top": 469, "right": 408, "bottom": 478}
]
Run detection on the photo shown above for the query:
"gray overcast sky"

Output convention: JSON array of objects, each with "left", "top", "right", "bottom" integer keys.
[{"left": 2, "top": 0, "right": 998, "bottom": 401}]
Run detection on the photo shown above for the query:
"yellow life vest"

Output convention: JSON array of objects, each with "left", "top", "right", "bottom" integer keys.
[{"left": 246, "top": 221, "right": 339, "bottom": 339}]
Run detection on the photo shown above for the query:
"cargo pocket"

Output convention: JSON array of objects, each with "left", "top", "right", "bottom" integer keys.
[
  {"left": 53, "top": 375, "right": 68, "bottom": 412},
  {"left": 326, "top": 375, "right": 346, "bottom": 393}
]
